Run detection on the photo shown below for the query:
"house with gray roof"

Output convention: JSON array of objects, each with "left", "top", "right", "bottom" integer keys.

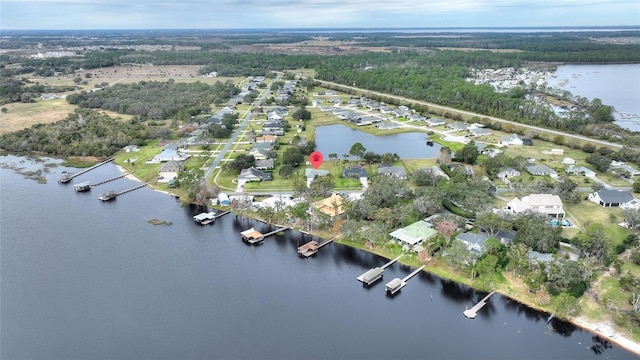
[
  {"left": 426, "top": 118, "right": 446, "bottom": 126},
  {"left": 378, "top": 164, "right": 407, "bottom": 179},
  {"left": 526, "top": 164, "right": 558, "bottom": 179},
  {"left": 447, "top": 122, "right": 468, "bottom": 132},
  {"left": 470, "top": 128, "right": 492, "bottom": 136},
  {"left": 342, "top": 167, "right": 369, "bottom": 179},
  {"left": 588, "top": 189, "right": 640, "bottom": 208},
  {"left": 497, "top": 168, "right": 520, "bottom": 179},
  {"left": 456, "top": 232, "right": 490, "bottom": 256},
  {"left": 500, "top": 134, "right": 524, "bottom": 146},
  {"left": 238, "top": 167, "right": 272, "bottom": 182},
  {"left": 158, "top": 160, "right": 184, "bottom": 183},
  {"left": 248, "top": 148, "right": 270, "bottom": 160},
  {"left": 255, "top": 159, "right": 275, "bottom": 170}
]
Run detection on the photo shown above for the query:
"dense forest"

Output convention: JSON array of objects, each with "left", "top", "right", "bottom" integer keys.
[
  {"left": 66, "top": 80, "right": 239, "bottom": 120},
  {"left": 0, "top": 109, "right": 158, "bottom": 156}
]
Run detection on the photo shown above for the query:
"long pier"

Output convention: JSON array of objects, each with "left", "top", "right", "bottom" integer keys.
[
  {"left": 384, "top": 265, "right": 425, "bottom": 295},
  {"left": 59, "top": 157, "right": 116, "bottom": 183},
  {"left": 463, "top": 291, "right": 496, "bottom": 319},
  {"left": 98, "top": 182, "right": 149, "bottom": 201},
  {"left": 241, "top": 226, "right": 290, "bottom": 245},
  {"left": 90, "top": 172, "right": 131, "bottom": 187},
  {"left": 357, "top": 255, "right": 403, "bottom": 286}
]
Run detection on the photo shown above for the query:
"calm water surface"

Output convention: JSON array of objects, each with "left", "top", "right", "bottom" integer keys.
[
  {"left": 315, "top": 124, "right": 441, "bottom": 160},
  {"left": 547, "top": 64, "right": 640, "bottom": 131},
  {"left": 1, "top": 155, "right": 636, "bottom": 359}
]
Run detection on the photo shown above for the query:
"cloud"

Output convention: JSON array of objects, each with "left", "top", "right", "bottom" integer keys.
[{"left": 1, "top": 0, "right": 638, "bottom": 29}]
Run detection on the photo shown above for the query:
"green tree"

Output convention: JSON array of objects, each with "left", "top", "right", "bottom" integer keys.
[
  {"left": 349, "top": 142, "right": 366, "bottom": 161},
  {"left": 456, "top": 141, "right": 479, "bottom": 165}
]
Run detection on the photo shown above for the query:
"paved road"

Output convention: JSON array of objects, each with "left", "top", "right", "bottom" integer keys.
[
  {"left": 204, "top": 80, "right": 272, "bottom": 181},
  {"left": 315, "top": 79, "right": 624, "bottom": 150}
]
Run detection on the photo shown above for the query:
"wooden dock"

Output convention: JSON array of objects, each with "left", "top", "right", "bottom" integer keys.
[
  {"left": 90, "top": 172, "right": 131, "bottom": 187},
  {"left": 356, "top": 255, "right": 402, "bottom": 285},
  {"left": 297, "top": 237, "right": 334, "bottom": 258},
  {"left": 58, "top": 157, "right": 116, "bottom": 183},
  {"left": 98, "top": 182, "right": 149, "bottom": 201},
  {"left": 241, "top": 226, "right": 290, "bottom": 245},
  {"left": 463, "top": 291, "right": 496, "bottom": 319},
  {"left": 384, "top": 265, "right": 425, "bottom": 295}
]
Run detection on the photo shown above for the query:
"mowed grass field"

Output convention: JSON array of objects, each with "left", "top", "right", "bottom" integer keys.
[{"left": 0, "top": 99, "right": 76, "bottom": 134}]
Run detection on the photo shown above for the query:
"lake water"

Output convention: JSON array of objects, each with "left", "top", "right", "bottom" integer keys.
[
  {"left": 546, "top": 64, "right": 640, "bottom": 131},
  {"left": 1, "top": 155, "right": 636, "bottom": 359},
  {"left": 315, "top": 124, "right": 441, "bottom": 159}
]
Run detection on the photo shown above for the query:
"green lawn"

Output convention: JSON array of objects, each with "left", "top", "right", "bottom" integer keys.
[{"left": 562, "top": 201, "right": 631, "bottom": 244}]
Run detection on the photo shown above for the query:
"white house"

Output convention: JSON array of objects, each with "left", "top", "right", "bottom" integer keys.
[
  {"left": 588, "top": 189, "right": 640, "bottom": 209},
  {"left": 506, "top": 194, "right": 565, "bottom": 219},
  {"left": 500, "top": 134, "right": 524, "bottom": 146},
  {"left": 526, "top": 164, "right": 558, "bottom": 179}
]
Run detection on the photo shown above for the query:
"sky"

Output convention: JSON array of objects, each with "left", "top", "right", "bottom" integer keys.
[{"left": 1, "top": 0, "right": 639, "bottom": 30}]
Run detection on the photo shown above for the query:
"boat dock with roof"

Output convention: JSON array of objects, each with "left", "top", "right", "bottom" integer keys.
[
  {"left": 241, "top": 226, "right": 290, "bottom": 245},
  {"left": 357, "top": 255, "right": 403, "bottom": 286},
  {"left": 384, "top": 265, "right": 425, "bottom": 295},
  {"left": 193, "top": 212, "right": 217, "bottom": 225}
]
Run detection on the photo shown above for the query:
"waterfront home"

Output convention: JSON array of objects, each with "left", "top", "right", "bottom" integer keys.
[
  {"left": 506, "top": 194, "right": 565, "bottom": 219},
  {"left": 313, "top": 194, "right": 345, "bottom": 218},
  {"left": 389, "top": 220, "right": 437, "bottom": 251},
  {"left": 158, "top": 160, "right": 184, "bottom": 183},
  {"left": 526, "top": 164, "right": 558, "bottom": 179},
  {"left": 378, "top": 164, "right": 407, "bottom": 179},
  {"left": 152, "top": 143, "right": 189, "bottom": 162},
  {"left": 500, "top": 134, "right": 524, "bottom": 146},
  {"left": 588, "top": 189, "right": 640, "bottom": 209}
]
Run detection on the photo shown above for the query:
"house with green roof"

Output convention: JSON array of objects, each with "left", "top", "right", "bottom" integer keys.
[{"left": 389, "top": 220, "right": 437, "bottom": 250}]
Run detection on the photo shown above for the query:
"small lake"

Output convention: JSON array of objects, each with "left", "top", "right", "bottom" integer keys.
[
  {"left": 546, "top": 64, "right": 640, "bottom": 131},
  {"left": 314, "top": 124, "right": 441, "bottom": 159}
]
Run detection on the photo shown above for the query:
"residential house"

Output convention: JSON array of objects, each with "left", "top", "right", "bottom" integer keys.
[
  {"left": 255, "top": 135, "right": 277, "bottom": 143},
  {"left": 588, "top": 189, "right": 640, "bottom": 209},
  {"left": 610, "top": 161, "right": 640, "bottom": 177},
  {"left": 526, "top": 164, "right": 558, "bottom": 179},
  {"left": 305, "top": 168, "right": 330, "bottom": 179},
  {"left": 426, "top": 118, "right": 446, "bottom": 126},
  {"left": 456, "top": 230, "right": 515, "bottom": 256},
  {"left": 152, "top": 143, "right": 189, "bottom": 162},
  {"left": 378, "top": 164, "right": 407, "bottom": 179},
  {"left": 342, "top": 166, "right": 369, "bottom": 179},
  {"left": 218, "top": 193, "right": 230, "bottom": 206},
  {"left": 123, "top": 145, "right": 139, "bottom": 153},
  {"left": 238, "top": 167, "right": 273, "bottom": 182},
  {"left": 469, "top": 128, "right": 492, "bottom": 137},
  {"left": 389, "top": 220, "right": 437, "bottom": 251},
  {"left": 447, "top": 122, "right": 468, "bottom": 132},
  {"left": 497, "top": 168, "right": 520, "bottom": 179},
  {"left": 313, "top": 194, "right": 345, "bottom": 218},
  {"left": 500, "top": 134, "right": 524, "bottom": 146},
  {"left": 248, "top": 148, "right": 270, "bottom": 160},
  {"left": 562, "top": 157, "right": 576, "bottom": 165},
  {"left": 158, "top": 160, "right": 184, "bottom": 183},
  {"left": 255, "top": 159, "right": 275, "bottom": 170},
  {"left": 566, "top": 165, "right": 596, "bottom": 177},
  {"left": 408, "top": 114, "right": 426, "bottom": 122},
  {"left": 375, "top": 122, "right": 398, "bottom": 130},
  {"left": 506, "top": 194, "right": 565, "bottom": 219}
]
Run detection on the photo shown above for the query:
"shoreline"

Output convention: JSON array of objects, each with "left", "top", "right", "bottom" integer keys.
[{"left": 113, "top": 162, "right": 640, "bottom": 356}]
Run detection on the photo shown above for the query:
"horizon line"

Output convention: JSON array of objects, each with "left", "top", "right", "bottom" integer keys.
[{"left": 2, "top": 25, "right": 640, "bottom": 32}]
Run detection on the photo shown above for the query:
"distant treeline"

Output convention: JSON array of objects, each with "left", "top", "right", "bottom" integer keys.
[{"left": 67, "top": 80, "right": 239, "bottom": 120}]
